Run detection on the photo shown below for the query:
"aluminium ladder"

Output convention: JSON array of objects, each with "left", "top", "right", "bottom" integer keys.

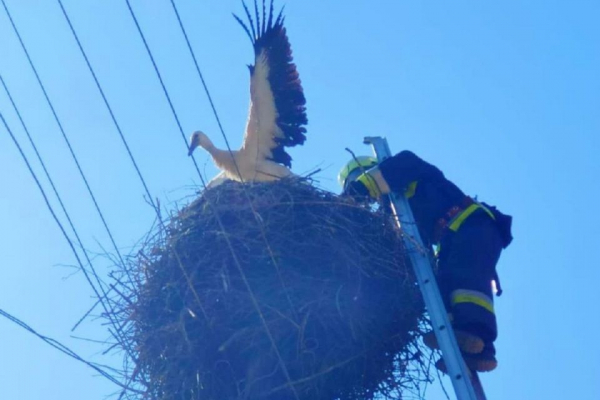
[{"left": 364, "top": 137, "right": 487, "bottom": 400}]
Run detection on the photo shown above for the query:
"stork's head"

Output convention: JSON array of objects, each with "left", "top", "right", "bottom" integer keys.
[{"left": 188, "top": 131, "right": 212, "bottom": 156}]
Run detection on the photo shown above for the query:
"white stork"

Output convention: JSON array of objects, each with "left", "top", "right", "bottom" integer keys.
[{"left": 188, "top": 0, "right": 308, "bottom": 187}]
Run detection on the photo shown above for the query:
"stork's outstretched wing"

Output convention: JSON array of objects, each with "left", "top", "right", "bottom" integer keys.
[{"left": 235, "top": 0, "right": 307, "bottom": 168}]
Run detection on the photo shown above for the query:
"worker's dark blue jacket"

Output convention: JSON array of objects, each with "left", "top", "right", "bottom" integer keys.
[
  {"left": 378, "top": 150, "right": 512, "bottom": 343},
  {"left": 378, "top": 150, "right": 467, "bottom": 246},
  {"left": 378, "top": 150, "right": 512, "bottom": 247}
]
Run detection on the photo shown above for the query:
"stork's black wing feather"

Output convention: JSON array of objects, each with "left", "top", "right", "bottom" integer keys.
[
  {"left": 233, "top": 13, "right": 254, "bottom": 44},
  {"left": 240, "top": 1, "right": 256, "bottom": 41},
  {"left": 234, "top": 0, "right": 307, "bottom": 167},
  {"left": 267, "top": 0, "right": 274, "bottom": 31},
  {"left": 261, "top": 0, "right": 266, "bottom": 35}
]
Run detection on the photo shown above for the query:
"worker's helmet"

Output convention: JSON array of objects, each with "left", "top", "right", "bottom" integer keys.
[{"left": 338, "top": 156, "right": 378, "bottom": 189}]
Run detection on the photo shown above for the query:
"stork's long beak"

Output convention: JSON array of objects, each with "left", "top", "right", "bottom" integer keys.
[{"left": 188, "top": 141, "right": 198, "bottom": 157}]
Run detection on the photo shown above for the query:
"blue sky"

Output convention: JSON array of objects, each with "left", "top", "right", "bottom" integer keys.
[{"left": 1, "top": 1, "right": 599, "bottom": 399}]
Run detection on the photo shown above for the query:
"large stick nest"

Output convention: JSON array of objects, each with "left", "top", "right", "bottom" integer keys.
[{"left": 118, "top": 180, "right": 428, "bottom": 400}]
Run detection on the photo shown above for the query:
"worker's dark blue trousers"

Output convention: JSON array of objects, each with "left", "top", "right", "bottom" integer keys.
[{"left": 437, "top": 211, "right": 504, "bottom": 344}]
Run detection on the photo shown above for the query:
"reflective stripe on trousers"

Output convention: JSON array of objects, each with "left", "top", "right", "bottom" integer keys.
[{"left": 451, "top": 289, "right": 495, "bottom": 314}]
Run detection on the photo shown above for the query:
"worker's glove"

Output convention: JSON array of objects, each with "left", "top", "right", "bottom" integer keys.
[
  {"left": 344, "top": 172, "right": 381, "bottom": 201},
  {"left": 344, "top": 179, "right": 372, "bottom": 201},
  {"left": 355, "top": 173, "right": 383, "bottom": 198},
  {"left": 343, "top": 168, "right": 390, "bottom": 200}
]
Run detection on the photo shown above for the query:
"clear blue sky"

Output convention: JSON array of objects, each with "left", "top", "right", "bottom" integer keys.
[{"left": 1, "top": 1, "right": 598, "bottom": 399}]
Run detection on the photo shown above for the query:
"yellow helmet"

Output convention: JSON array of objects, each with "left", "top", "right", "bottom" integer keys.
[{"left": 338, "top": 156, "right": 378, "bottom": 189}]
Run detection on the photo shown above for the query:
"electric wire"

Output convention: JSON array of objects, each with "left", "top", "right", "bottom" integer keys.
[
  {"left": 56, "top": 0, "right": 161, "bottom": 220},
  {"left": 0, "top": 0, "right": 131, "bottom": 285},
  {"left": 53, "top": 0, "right": 215, "bottom": 346},
  {"left": 0, "top": 108, "right": 135, "bottom": 361},
  {"left": 167, "top": 0, "right": 236, "bottom": 170},
  {"left": 1, "top": 0, "right": 138, "bottom": 359},
  {"left": 126, "top": 2, "right": 300, "bottom": 397},
  {"left": 124, "top": 0, "right": 204, "bottom": 181},
  {"left": 0, "top": 75, "right": 127, "bottom": 338},
  {"left": 0, "top": 307, "right": 141, "bottom": 393}
]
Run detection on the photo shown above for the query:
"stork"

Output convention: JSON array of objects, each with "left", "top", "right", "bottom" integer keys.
[{"left": 188, "top": 0, "right": 308, "bottom": 187}]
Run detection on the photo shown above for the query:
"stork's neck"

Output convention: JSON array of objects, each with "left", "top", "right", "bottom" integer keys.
[
  {"left": 200, "top": 137, "right": 216, "bottom": 153},
  {"left": 203, "top": 141, "right": 237, "bottom": 173}
]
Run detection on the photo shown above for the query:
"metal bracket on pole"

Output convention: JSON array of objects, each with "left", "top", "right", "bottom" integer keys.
[{"left": 364, "top": 136, "right": 483, "bottom": 400}]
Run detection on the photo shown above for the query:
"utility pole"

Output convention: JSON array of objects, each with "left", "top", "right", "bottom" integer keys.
[{"left": 364, "top": 137, "right": 487, "bottom": 400}]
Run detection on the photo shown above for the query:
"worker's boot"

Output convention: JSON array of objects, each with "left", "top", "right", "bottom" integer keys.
[
  {"left": 465, "top": 343, "right": 497, "bottom": 372},
  {"left": 434, "top": 343, "right": 497, "bottom": 373},
  {"left": 423, "top": 329, "right": 485, "bottom": 354}
]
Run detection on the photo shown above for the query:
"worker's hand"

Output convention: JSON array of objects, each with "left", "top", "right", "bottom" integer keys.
[
  {"left": 343, "top": 172, "right": 382, "bottom": 200},
  {"left": 343, "top": 180, "right": 371, "bottom": 201},
  {"left": 356, "top": 173, "right": 383, "bottom": 198}
]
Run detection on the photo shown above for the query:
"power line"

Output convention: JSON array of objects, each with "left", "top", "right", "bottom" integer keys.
[
  {"left": 0, "top": 107, "right": 134, "bottom": 358},
  {"left": 124, "top": 0, "right": 205, "bottom": 181},
  {"left": 0, "top": 74, "right": 112, "bottom": 323},
  {"left": 0, "top": 307, "right": 141, "bottom": 394},
  {"left": 168, "top": 0, "right": 237, "bottom": 167},
  {"left": 1, "top": 0, "right": 130, "bottom": 283},
  {"left": 1, "top": 0, "right": 137, "bottom": 356},
  {"left": 56, "top": 0, "right": 161, "bottom": 220},
  {"left": 52, "top": 1, "right": 222, "bottom": 335}
]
